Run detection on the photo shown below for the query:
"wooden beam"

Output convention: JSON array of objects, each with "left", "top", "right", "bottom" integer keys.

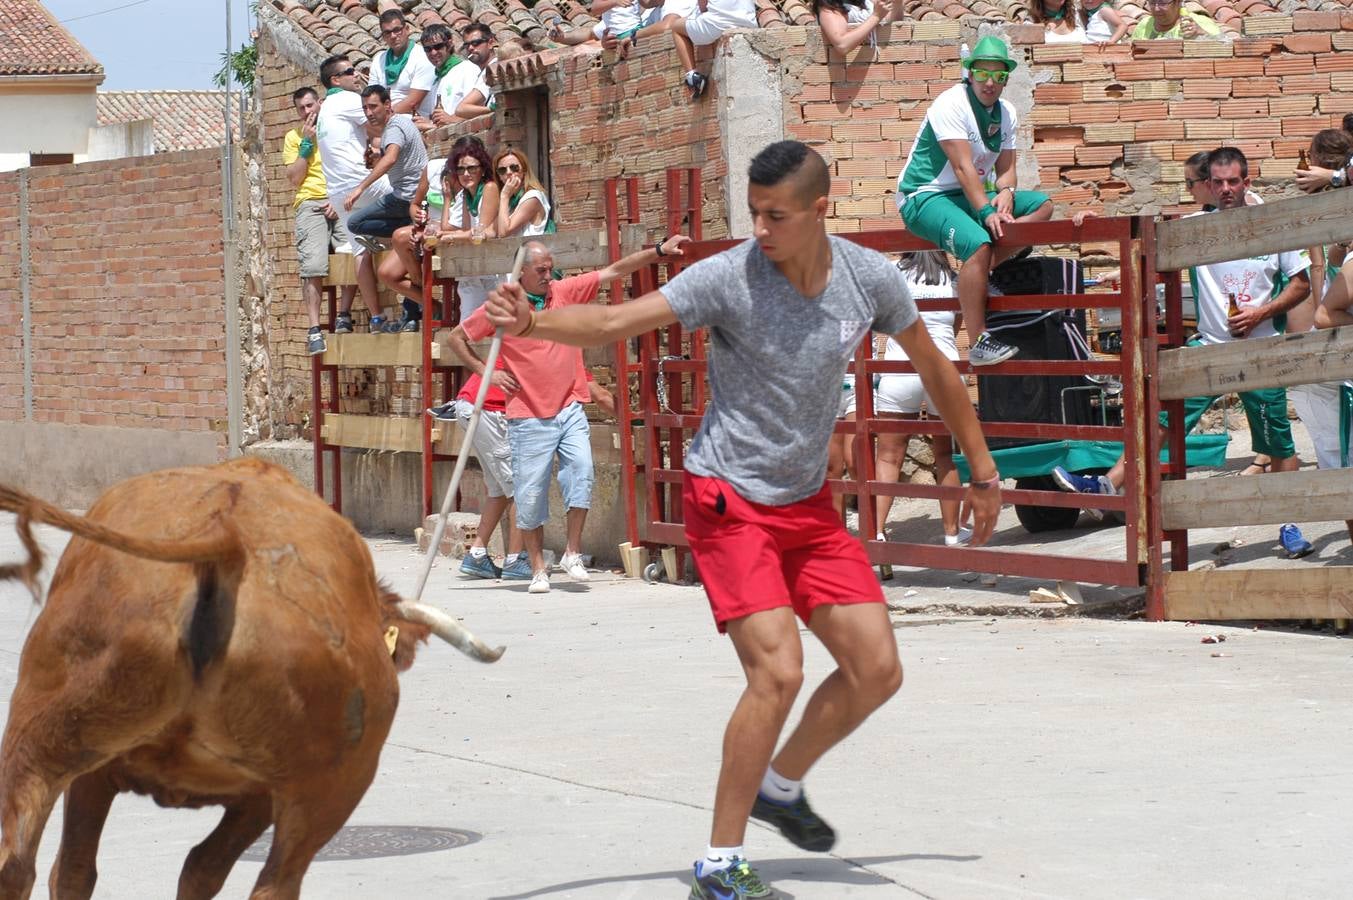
[
  {"left": 1162, "top": 468, "right": 1353, "bottom": 530},
  {"left": 1164, "top": 568, "right": 1353, "bottom": 620},
  {"left": 321, "top": 332, "right": 441, "bottom": 367},
  {"left": 321, "top": 414, "right": 438, "bottom": 452},
  {"left": 1155, "top": 188, "right": 1353, "bottom": 271},
  {"left": 323, "top": 251, "right": 395, "bottom": 287},
  {"left": 1158, "top": 327, "right": 1353, "bottom": 400},
  {"left": 437, "top": 224, "right": 646, "bottom": 279}
]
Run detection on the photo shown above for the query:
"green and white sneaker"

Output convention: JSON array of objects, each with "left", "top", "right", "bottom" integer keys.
[{"left": 688, "top": 857, "right": 772, "bottom": 899}]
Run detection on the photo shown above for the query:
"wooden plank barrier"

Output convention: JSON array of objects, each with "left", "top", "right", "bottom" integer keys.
[
  {"left": 1154, "top": 188, "right": 1353, "bottom": 271},
  {"left": 1165, "top": 568, "right": 1353, "bottom": 621},
  {"left": 1162, "top": 468, "right": 1353, "bottom": 530},
  {"left": 1158, "top": 326, "right": 1353, "bottom": 402},
  {"left": 438, "top": 224, "right": 646, "bottom": 278},
  {"left": 322, "top": 332, "right": 441, "bottom": 367},
  {"left": 321, "top": 414, "right": 439, "bottom": 453}
]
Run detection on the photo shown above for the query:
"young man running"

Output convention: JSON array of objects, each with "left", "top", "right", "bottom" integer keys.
[
  {"left": 897, "top": 35, "right": 1052, "bottom": 366},
  {"left": 484, "top": 141, "right": 1002, "bottom": 898}
]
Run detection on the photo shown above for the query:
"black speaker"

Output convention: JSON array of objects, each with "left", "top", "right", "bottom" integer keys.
[{"left": 978, "top": 257, "right": 1096, "bottom": 451}]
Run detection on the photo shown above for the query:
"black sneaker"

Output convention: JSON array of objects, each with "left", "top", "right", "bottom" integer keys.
[
  {"left": 368, "top": 315, "right": 388, "bottom": 334},
  {"left": 306, "top": 329, "right": 327, "bottom": 357},
  {"left": 968, "top": 331, "right": 1018, "bottom": 366},
  {"left": 684, "top": 70, "right": 708, "bottom": 99},
  {"left": 333, "top": 313, "right": 354, "bottom": 334},
  {"left": 750, "top": 791, "right": 836, "bottom": 852}
]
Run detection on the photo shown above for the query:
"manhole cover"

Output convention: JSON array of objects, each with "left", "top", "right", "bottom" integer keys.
[{"left": 240, "top": 825, "right": 481, "bottom": 862}]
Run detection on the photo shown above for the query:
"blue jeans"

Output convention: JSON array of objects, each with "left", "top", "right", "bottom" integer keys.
[
  {"left": 507, "top": 402, "right": 593, "bottom": 531},
  {"left": 347, "top": 192, "right": 412, "bottom": 238}
]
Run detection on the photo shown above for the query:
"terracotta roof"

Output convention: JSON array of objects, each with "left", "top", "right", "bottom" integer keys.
[
  {"left": 97, "top": 91, "right": 243, "bottom": 152},
  {"left": 0, "top": 0, "right": 103, "bottom": 77},
  {"left": 269, "top": 0, "right": 1353, "bottom": 64}
]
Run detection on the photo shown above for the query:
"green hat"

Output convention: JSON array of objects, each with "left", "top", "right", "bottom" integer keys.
[{"left": 962, "top": 36, "right": 1018, "bottom": 72}]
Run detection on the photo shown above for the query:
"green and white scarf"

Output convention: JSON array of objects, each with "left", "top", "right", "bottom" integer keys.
[{"left": 964, "top": 83, "right": 1004, "bottom": 153}]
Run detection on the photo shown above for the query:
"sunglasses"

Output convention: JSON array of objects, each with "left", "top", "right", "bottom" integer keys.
[
  {"left": 455, "top": 164, "right": 482, "bottom": 173},
  {"left": 423, "top": 41, "right": 448, "bottom": 52},
  {"left": 335, "top": 66, "right": 356, "bottom": 77},
  {"left": 969, "top": 69, "right": 1009, "bottom": 84},
  {"left": 464, "top": 37, "right": 489, "bottom": 48},
  {"left": 380, "top": 25, "right": 406, "bottom": 37},
  {"left": 496, "top": 163, "right": 522, "bottom": 175}
]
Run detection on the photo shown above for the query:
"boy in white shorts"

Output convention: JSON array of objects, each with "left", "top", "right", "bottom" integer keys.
[{"left": 637, "top": 0, "right": 756, "bottom": 98}]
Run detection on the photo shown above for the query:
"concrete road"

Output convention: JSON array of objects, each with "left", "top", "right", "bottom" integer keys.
[{"left": 1, "top": 518, "right": 1350, "bottom": 899}]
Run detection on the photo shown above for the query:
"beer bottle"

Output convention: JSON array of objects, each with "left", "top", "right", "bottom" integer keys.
[
  {"left": 1226, "top": 292, "right": 1240, "bottom": 318},
  {"left": 1298, "top": 149, "right": 1310, "bottom": 170}
]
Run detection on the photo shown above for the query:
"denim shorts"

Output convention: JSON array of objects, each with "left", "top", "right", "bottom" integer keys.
[{"left": 507, "top": 401, "right": 593, "bottom": 530}]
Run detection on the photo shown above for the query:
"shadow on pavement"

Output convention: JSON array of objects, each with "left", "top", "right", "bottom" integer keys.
[{"left": 488, "top": 852, "right": 981, "bottom": 899}]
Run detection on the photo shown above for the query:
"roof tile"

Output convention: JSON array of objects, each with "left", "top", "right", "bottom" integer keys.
[
  {"left": 0, "top": 0, "right": 103, "bottom": 77},
  {"left": 96, "top": 91, "right": 243, "bottom": 153}
]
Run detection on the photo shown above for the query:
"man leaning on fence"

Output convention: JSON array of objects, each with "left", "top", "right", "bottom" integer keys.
[{"left": 1052, "top": 147, "right": 1312, "bottom": 554}]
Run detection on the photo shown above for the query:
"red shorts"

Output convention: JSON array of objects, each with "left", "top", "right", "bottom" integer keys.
[{"left": 683, "top": 472, "right": 884, "bottom": 633}]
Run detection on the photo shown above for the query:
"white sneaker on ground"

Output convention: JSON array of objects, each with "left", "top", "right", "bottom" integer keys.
[
  {"left": 528, "top": 570, "right": 551, "bottom": 594},
  {"left": 944, "top": 525, "right": 974, "bottom": 546},
  {"left": 560, "top": 551, "right": 590, "bottom": 582}
]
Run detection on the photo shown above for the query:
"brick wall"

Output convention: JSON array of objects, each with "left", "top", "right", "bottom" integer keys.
[
  {"left": 0, "top": 174, "right": 20, "bottom": 423},
  {"left": 0, "top": 151, "right": 228, "bottom": 451},
  {"left": 761, "top": 15, "right": 1352, "bottom": 240}
]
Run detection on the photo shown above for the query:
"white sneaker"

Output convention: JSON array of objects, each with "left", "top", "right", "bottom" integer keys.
[
  {"left": 560, "top": 551, "right": 590, "bottom": 582},
  {"left": 944, "top": 526, "right": 974, "bottom": 546},
  {"left": 528, "top": 570, "right": 551, "bottom": 594}
]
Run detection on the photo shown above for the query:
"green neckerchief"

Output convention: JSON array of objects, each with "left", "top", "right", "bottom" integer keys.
[
  {"left": 464, "top": 181, "right": 485, "bottom": 217},
  {"left": 325, "top": 86, "right": 344, "bottom": 97},
  {"left": 509, "top": 189, "right": 526, "bottom": 212},
  {"left": 435, "top": 54, "right": 462, "bottom": 79},
  {"left": 383, "top": 41, "right": 414, "bottom": 85},
  {"left": 1041, "top": 4, "right": 1065, "bottom": 19},
  {"left": 526, "top": 291, "right": 547, "bottom": 311},
  {"left": 964, "top": 82, "right": 1003, "bottom": 153}
]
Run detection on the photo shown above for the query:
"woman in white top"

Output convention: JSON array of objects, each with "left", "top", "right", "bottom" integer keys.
[
  {"left": 873, "top": 251, "right": 972, "bottom": 545},
  {"left": 1079, "top": 0, "right": 1129, "bottom": 43},
  {"left": 493, "top": 147, "right": 552, "bottom": 238},
  {"left": 813, "top": 0, "right": 894, "bottom": 57},
  {"left": 1030, "top": 0, "right": 1086, "bottom": 44},
  {"left": 438, "top": 137, "right": 502, "bottom": 321}
]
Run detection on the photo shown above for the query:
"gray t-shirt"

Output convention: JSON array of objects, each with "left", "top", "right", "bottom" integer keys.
[
  {"left": 661, "top": 236, "right": 918, "bottom": 505},
  {"left": 381, "top": 114, "right": 428, "bottom": 200}
]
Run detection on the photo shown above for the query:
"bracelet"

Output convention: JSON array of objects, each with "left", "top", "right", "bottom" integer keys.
[
  {"left": 518, "top": 309, "right": 537, "bottom": 338},
  {"left": 655, "top": 238, "right": 667, "bottom": 258},
  {"left": 969, "top": 473, "right": 1001, "bottom": 490},
  {"left": 999, "top": 185, "right": 1015, "bottom": 196},
  {"left": 979, "top": 204, "right": 998, "bottom": 221},
  {"left": 298, "top": 137, "right": 315, "bottom": 158}
]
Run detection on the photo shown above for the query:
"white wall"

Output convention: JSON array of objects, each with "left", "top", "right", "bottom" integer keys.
[
  {"left": 0, "top": 89, "right": 97, "bottom": 157},
  {"left": 81, "top": 119, "right": 155, "bottom": 162}
]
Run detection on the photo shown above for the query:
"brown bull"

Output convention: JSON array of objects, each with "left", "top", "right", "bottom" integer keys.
[{"left": 0, "top": 458, "right": 502, "bottom": 899}]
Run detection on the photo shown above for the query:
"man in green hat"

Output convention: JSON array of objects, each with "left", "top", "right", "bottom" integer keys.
[{"left": 896, "top": 35, "right": 1052, "bottom": 365}]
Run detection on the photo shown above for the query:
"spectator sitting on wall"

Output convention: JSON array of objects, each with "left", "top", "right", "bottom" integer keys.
[
  {"left": 315, "top": 54, "right": 393, "bottom": 334},
  {"left": 375, "top": 155, "right": 447, "bottom": 314},
  {"left": 813, "top": 0, "right": 894, "bottom": 57},
  {"left": 493, "top": 147, "right": 553, "bottom": 237},
  {"left": 896, "top": 36, "right": 1053, "bottom": 367},
  {"left": 1297, "top": 129, "right": 1353, "bottom": 303},
  {"left": 1079, "top": 0, "right": 1129, "bottom": 43},
  {"left": 1029, "top": 0, "right": 1086, "bottom": 43},
  {"left": 412, "top": 23, "right": 461, "bottom": 132},
  {"left": 448, "top": 236, "right": 691, "bottom": 593},
  {"left": 345, "top": 83, "right": 431, "bottom": 332},
  {"left": 427, "top": 368, "right": 532, "bottom": 581},
  {"left": 1053, "top": 148, "right": 1311, "bottom": 522},
  {"left": 452, "top": 24, "right": 499, "bottom": 120},
  {"left": 548, "top": 1, "right": 649, "bottom": 56},
  {"left": 1130, "top": 0, "right": 1220, "bottom": 39},
  {"left": 1296, "top": 126, "right": 1353, "bottom": 194},
  {"left": 634, "top": 0, "right": 757, "bottom": 99},
  {"left": 285, "top": 86, "right": 354, "bottom": 357},
  {"left": 368, "top": 7, "right": 434, "bottom": 115},
  {"left": 439, "top": 136, "right": 503, "bottom": 321}
]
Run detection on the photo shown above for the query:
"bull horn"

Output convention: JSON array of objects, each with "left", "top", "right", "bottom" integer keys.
[{"left": 394, "top": 601, "right": 505, "bottom": 663}]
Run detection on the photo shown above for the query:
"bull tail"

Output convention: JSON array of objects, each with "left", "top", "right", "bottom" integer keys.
[{"left": 0, "top": 483, "right": 246, "bottom": 604}]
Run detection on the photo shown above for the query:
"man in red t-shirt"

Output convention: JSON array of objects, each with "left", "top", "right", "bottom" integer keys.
[{"left": 448, "top": 236, "right": 688, "bottom": 593}]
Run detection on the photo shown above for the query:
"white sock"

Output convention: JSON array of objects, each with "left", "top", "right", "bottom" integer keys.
[
  {"left": 760, "top": 766, "right": 802, "bottom": 803},
  {"left": 700, "top": 846, "right": 742, "bottom": 873},
  {"left": 875, "top": 532, "right": 885, "bottom": 542},
  {"left": 470, "top": 546, "right": 487, "bottom": 558},
  {"left": 503, "top": 551, "right": 519, "bottom": 563}
]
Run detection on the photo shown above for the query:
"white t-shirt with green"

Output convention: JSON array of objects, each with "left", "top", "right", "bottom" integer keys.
[
  {"left": 896, "top": 82, "right": 1017, "bottom": 205},
  {"left": 1186, "top": 210, "right": 1311, "bottom": 345}
]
